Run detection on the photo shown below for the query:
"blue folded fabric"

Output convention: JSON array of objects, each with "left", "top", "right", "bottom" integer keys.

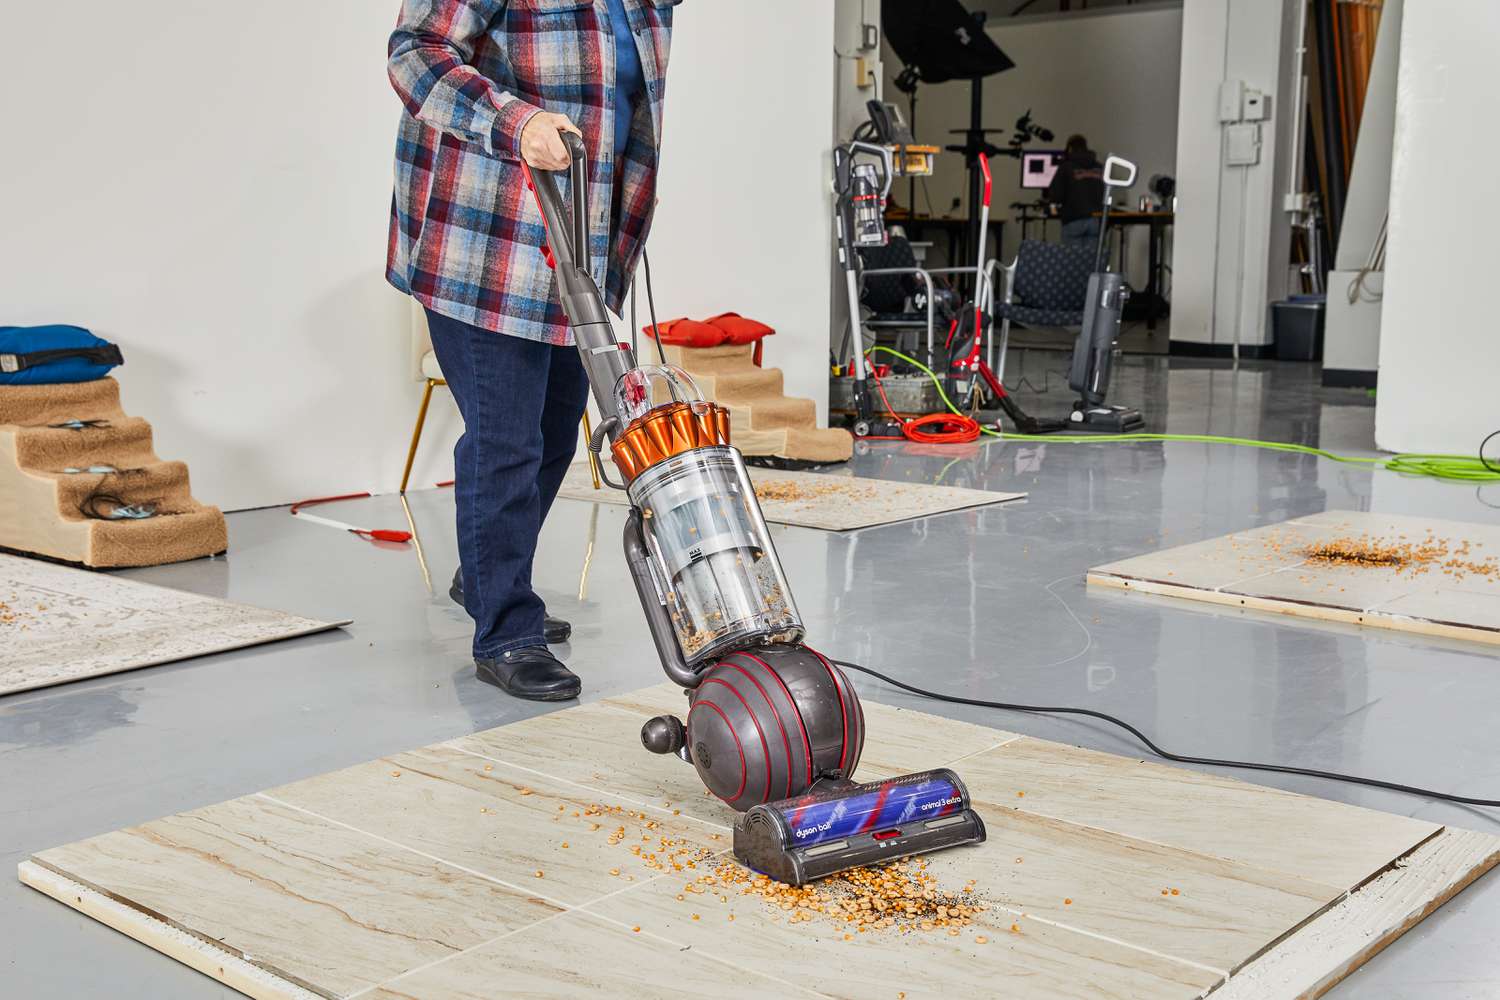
[{"left": 0, "top": 325, "right": 123, "bottom": 384}]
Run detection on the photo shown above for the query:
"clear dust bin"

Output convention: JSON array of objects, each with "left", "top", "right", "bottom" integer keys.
[{"left": 627, "top": 445, "right": 803, "bottom": 666}]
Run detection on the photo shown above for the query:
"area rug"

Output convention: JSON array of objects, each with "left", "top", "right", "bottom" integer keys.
[{"left": 0, "top": 553, "right": 347, "bottom": 696}]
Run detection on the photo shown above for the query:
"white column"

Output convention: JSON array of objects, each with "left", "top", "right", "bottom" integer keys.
[
  {"left": 1171, "top": 0, "right": 1297, "bottom": 354},
  {"left": 1374, "top": 2, "right": 1500, "bottom": 454}
]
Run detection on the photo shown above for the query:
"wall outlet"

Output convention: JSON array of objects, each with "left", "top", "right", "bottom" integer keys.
[{"left": 1243, "top": 89, "right": 1269, "bottom": 121}]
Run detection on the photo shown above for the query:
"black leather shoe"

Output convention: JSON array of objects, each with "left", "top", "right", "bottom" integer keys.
[
  {"left": 543, "top": 614, "right": 571, "bottom": 643},
  {"left": 451, "top": 569, "right": 572, "bottom": 643},
  {"left": 475, "top": 647, "right": 581, "bottom": 701}
]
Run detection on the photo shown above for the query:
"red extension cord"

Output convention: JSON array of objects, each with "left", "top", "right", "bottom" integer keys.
[{"left": 869, "top": 368, "right": 983, "bottom": 444}]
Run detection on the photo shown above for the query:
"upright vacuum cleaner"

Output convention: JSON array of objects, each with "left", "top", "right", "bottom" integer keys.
[
  {"left": 523, "top": 134, "right": 986, "bottom": 885},
  {"left": 1067, "top": 155, "right": 1145, "bottom": 433},
  {"left": 833, "top": 140, "right": 903, "bottom": 439}
]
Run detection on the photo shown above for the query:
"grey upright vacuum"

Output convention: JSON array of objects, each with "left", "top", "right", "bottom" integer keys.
[{"left": 522, "top": 134, "right": 986, "bottom": 885}]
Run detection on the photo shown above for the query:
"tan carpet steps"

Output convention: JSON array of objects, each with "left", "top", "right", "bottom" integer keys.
[
  {"left": 13, "top": 418, "right": 157, "bottom": 470},
  {"left": 660, "top": 343, "right": 852, "bottom": 463},
  {"left": 44, "top": 460, "right": 193, "bottom": 514},
  {"left": 692, "top": 366, "right": 785, "bottom": 401},
  {"left": 0, "top": 377, "right": 227, "bottom": 568},
  {"left": 728, "top": 395, "right": 816, "bottom": 432}
]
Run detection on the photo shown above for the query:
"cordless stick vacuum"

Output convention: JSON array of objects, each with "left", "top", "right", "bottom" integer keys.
[
  {"left": 523, "top": 134, "right": 985, "bottom": 886},
  {"left": 1067, "top": 155, "right": 1145, "bottom": 432},
  {"left": 833, "top": 140, "right": 902, "bottom": 439}
]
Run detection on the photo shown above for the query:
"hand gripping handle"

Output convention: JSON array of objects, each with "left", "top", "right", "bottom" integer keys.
[{"left": 522, "top": 131, "right": 589, "bottom": 272}]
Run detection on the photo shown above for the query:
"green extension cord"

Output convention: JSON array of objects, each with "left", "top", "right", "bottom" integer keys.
[{"left": 865, "top": 346, "right": 1500, "bottom": 484}]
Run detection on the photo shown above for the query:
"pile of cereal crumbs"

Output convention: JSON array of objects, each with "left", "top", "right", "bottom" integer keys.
[
  {"left": 678, "top": 857, "right": 984, "bottom": 935},
  {"left": 1302, "top": 532, "right": 1499, "bottom": 580}
]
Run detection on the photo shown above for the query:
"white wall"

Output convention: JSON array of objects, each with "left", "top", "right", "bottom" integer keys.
[
  {"left": 880, "top": 5, "right": 1182, "bottom": 285},
  {"left": 1, "top": 3, "right": 423, "bottom": 513},
  {"left": 830, "top": 0, "right": 886, "bottom": 358},
  {"left": 0, "top": 1, "right": 835, "bottom": 511},
  {"left": 1171, "top": 0, "right": 1296, "bottom": 351},
  {"left": 1375, "top": 2, "right": 1500, "bottom": 454},
  {"left": 644, "top": 1, "right": 835, "bottom": 424}
]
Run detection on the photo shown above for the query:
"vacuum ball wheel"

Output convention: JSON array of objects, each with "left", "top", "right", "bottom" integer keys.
[
  {"left": 685, "top": 645, "right": 865, "bottom": 811},
  {"left": 853, "top": 419, "right": 872, "bottom": 438}
]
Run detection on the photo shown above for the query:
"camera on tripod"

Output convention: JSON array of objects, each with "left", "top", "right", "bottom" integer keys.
[{"left": 1009, "top": 109, "right": 1054, "bottom": 151}]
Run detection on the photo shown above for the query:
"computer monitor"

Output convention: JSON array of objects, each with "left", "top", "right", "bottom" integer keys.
[{"left": 1021, "top": 150, "right": 1061, "bottom": 190}]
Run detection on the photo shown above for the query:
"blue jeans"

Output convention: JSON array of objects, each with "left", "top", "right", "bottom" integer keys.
[
  {"left": 1061, "top": 218, "right": 1100, "bottom": 247},
  {"left": 424, "top": 308, "right": 590, "bottom": 658}
]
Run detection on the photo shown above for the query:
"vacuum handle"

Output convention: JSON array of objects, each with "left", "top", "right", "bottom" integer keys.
[
  {"left": 1103, "top": 155, "right": 1137, "bottom": 190},
  {"left": 1095, "top": 155, "right": 1137, "bottom": 272},
  {"left": 525, "top": 131, "right": 590, "bottom": 272}
]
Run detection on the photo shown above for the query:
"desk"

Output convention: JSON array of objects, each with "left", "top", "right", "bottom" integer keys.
[
  {"left": 1096, "top": 210, "right": 1174, "bottom": 330},
  {"left": 1011, "top": 203, "right": 1056, "bottom": 243}
]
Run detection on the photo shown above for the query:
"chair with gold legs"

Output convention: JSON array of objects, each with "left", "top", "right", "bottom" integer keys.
[{"left": 401, "top": 310, "right": 604, "bottom": 493}]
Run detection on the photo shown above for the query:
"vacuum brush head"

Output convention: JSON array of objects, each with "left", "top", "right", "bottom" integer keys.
[{"left": 732, "top": 768, "right": 986, "bottom": 886}]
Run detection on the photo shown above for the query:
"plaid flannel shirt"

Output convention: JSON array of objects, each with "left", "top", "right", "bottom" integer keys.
[{"left": 386, "top": 0, "right": 679, "bottom": 345}]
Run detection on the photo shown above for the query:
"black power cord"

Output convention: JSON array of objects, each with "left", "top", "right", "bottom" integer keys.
[
  {"left": 1481, "top": 429, "right": 1500, "bottom": 475},
  {"left": 832, "top": 658, "right": 1500, "bottom": 808},
  {"left": 641, "top": 249, "right": 667, "bottom": 366}
]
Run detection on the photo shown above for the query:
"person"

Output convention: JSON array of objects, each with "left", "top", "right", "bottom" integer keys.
[
  {"left": 1045, "top": 134, "right": 1106, "bottom": 247},
  {"left": 386, "top": 0, "right": 678, "bottom": 701}
]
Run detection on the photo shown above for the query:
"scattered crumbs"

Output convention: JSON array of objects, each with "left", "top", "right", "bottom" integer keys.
[
  {"left": 754, "top": 479, "right": 877, "bottom": 506},
  {"left": 1303, "top": 532, "right": 1499, "bottom": 581},
  {"left": 669, "top": 857, "right": 985, "bottom": 936}
]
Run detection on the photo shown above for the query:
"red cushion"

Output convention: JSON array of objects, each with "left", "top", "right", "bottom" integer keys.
[
  {"left": 705, "top": 312, "right": 775, "bottom": 344},
  {"left": 644, "top": 317, "right": 725, "bottom": 348}
]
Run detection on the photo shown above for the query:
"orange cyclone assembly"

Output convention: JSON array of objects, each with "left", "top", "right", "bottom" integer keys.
[{"left": 610, "top": 400, "right": 733, "bottom": 484}]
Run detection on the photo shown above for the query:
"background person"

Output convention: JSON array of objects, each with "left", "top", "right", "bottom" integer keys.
[{"left": 1046, "top": 134, "right": 1106, "bottom": 247}]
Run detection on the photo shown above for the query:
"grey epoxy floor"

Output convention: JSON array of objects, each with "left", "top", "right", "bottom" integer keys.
[{"left": 4, "top": 352, "right": 1499, "bottom": 999}]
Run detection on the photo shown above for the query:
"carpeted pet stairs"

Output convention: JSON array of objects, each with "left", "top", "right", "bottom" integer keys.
[
  {"left": 0, "top": 378, "right": 227, "bottom": 568},
  {"left": 647, "top": 315, "right": 852, "bottom": 465}
]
